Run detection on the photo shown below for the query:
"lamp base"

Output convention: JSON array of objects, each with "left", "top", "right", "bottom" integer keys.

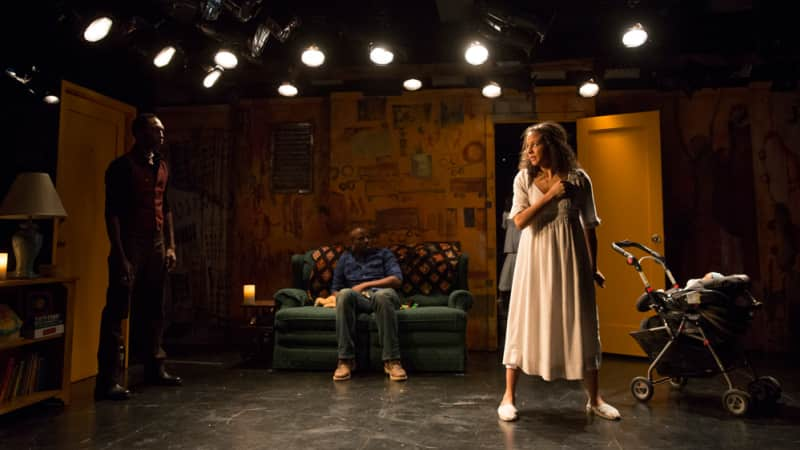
[{"left": 10, "top": 221, "right": 43, "bottom": 279}]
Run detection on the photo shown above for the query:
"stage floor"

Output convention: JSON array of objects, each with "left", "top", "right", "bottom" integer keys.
[{"left": 1, "top": 351, "right": 798, "bottom": 449}]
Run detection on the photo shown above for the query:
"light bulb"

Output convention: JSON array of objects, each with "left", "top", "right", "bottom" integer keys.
[
  {"left": 278, "top": 82, "right": 298, "bottom": 97},
  {"left": 84, "top": 17, "right": 113, "bottom": 42},
  {"left": 203, "top": 68, "right": 222, "bottom": 88},
  {"left": 578, "top": 79, "right": 599, "bottom": 98},
  {"left": 465, "top": 41, "right": 489, "bottom": 65},
  {"left": 301, "top": 45, "right": 325, "bottom": 67},
  {"left": 622, "top": 23, "right": 648, "bottom": 48},
  {"left": 369, "top": 46, "right": 394, "bottom": 65},
  {"left": 214, "top": 50, "right": 238, "bottom": 69},
  {"left": 153, "top": 46, "right": 176, "bottom": 68},
  {"left": 403, "top": 78, "right": 422, "bottom": 91},
  {"left": 481, "top": 82, "right": 502, "bottom": 98}
]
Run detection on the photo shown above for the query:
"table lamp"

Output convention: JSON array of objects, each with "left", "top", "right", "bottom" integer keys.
[{"left": 0, "top": 172, "right": 68, "bottom": 278}]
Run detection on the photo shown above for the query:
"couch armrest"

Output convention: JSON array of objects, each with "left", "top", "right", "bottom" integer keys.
[
  {"left": 275, "top": 288, "right": 310, "bottom": 309},
  {"left": 448, "top": 289, "right": 473, "bottom": 311}
]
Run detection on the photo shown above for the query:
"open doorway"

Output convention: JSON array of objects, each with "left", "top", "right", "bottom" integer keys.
[{"left": 493, "top": 121, "right": 577, "bottom": 349}]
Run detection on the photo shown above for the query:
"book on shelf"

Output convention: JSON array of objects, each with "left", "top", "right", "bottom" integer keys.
[
  {"left": 21, "top": 312, "right": 64, "bottom": 339},
  {"left": 0, "top": 357, "right": 14, "bottom": 401},
  {"left": 11, "top": 359, "right": 25, "bottom": 400},
  {"left": 0, "top": 352, "right": 52, "bottom": 402},
  {"left": 23, "top": 323, "right": 64, "bottom": 339},
  {"left": 20, "top": 290, "right": 64, "bottom": 340}
]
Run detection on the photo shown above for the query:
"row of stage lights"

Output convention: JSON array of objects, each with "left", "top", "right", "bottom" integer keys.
[{"left": 80, "top": 17, "right": 650, "bottom": 99}]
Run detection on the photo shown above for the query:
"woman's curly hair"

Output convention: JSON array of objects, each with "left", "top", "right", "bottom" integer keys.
[{"left": 518, "top": 121, "right": 577, "bottom": 184}]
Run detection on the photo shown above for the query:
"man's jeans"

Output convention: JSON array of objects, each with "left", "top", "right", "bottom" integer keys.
[{"left": 335, "top": 288, "right": 401, "bottom": 361}]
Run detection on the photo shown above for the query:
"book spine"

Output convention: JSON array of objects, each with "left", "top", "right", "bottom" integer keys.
[
  {"left": 0, "top": 357, "right": 14, "bottom": 402},
  {"left": 12, "top": 360, "right": 25, "bottom": 399}
]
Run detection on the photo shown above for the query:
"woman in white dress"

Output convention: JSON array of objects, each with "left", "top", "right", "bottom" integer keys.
[{"left": 497, "top": 122, "right": 620, "bottom": 421}]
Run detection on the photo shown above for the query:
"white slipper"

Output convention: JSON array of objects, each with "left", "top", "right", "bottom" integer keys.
[
  {"left": 586, "top": 402, "right": 621, "bottom": 420},
  {"left": 497, "top": 403, "right": 518, "bottom": 421}
]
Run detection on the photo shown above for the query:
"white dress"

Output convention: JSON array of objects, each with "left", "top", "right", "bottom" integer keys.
[{"left": 502, "top": 168, "right": 602, "bottom": 381}]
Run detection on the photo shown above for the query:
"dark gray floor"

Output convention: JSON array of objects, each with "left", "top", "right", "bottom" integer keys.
[{"left": 1, "top": 351, "right": 798, "bottom": 449}]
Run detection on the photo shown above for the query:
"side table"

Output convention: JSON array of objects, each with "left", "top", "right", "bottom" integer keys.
[{"left": 238, "top": 300, "right": 275, "bottom": 364}]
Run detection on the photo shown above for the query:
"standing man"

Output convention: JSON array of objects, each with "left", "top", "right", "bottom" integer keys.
[
  {"left": 332, "top": 227, "right": 408, "bottom": 382},
  {"left": 96, "top": 113, "right": 182, "bottom": 401}
]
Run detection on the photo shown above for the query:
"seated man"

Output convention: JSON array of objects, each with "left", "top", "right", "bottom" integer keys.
[{"left": 332, "top": 227, "right": 408, "bottom": 382}]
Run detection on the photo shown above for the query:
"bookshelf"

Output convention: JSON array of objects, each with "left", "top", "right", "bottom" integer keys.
[{"left": 0, "top": 276, "right": 76, "bottom": 415}]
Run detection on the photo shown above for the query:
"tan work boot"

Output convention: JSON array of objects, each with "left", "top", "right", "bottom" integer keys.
[
  {"left": 383, "top": 360, "right": 408, "bottom": 381},
  {"left": 333, "top": 359, "right": 355, "bottom": 381}
]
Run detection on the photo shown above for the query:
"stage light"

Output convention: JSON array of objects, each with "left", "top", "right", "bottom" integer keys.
[
  {"left": 201, "top": 0, "right": 223, "bottom": 21},
  {"left": 43, "top": 94, "right": 60, "bottom": 104},
  {"left": 203, "top": 67, "right": 223, "bottom": 88},
  {"left": 578, "top": 78, "right": 599, "bottom": 98},
  {"left": 250, "top": 20, "right": 271, "bottom": 58},
  {"left": 403, "top": 78, "right": 422, "bottom": 91},
  {"left": 465, "top": 41, "right": 489, "bottom": 65},
  {"left": 5, "top": 67, "right": 33, "bottom": 85},
  {"left": 214, "top": 50, "right": 238, "bottom": 69},
  {"left": 481, "top": 81, "right": 502, "bottom": 98},
  {"left": 278, "top": 82, "right": 298, "bottom": 97},
  {"left": 153, "top": 46, "right": 176, "bottom": 68},
  {"left": 369, "top": 44, "right": 394, "bottom": 65},
  {"left": 301, "top": 45, "right": 325, "bottom": 67},
  {"left": 622, "top": 23, "right": 648, "bottom": 48},
  {"left": 84, "top": 16, "right": 113, "bottom": 42}
]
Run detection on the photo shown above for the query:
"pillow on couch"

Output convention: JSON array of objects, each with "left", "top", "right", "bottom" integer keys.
[
  {"left": 393, "top": 242, "right": 461, "bottom": 296},
  {"left": 308, "top": 244, "right": 346, "bottom": 298}
]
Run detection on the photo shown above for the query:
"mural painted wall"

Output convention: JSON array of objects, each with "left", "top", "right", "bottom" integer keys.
[
  {"left": 157, "top": 106, "right": 232, "bottom": 346},
  {"left": 327, "top": 91, "right": 495, "bottom": 349},
  {"left": 230, "top": 98, "right": 331, "bottom": 326},
  {"left": 599, "top": 85, "right": 800, "bottom": 352}
]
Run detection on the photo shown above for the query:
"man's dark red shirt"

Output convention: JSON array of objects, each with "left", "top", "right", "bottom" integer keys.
[{"left": 105, "top": 150, "right": 170, "bottom": 238}]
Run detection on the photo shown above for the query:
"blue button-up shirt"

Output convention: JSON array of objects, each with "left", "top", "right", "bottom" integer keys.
[{"left": 331, "top": 248, "right": 403, "bottom": 292}]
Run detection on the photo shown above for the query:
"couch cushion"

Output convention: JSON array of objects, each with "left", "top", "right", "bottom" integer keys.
[
  {"left": 392, "top": 242, "right": 461, "bottom": 296},
  {"left": 367, "top": 306, "right": 467, "bottom": 332},
  {"left": 275, "top": 306, "right": 370, "bottom": 332},
  {"left": 307, "top": 244, "right": 346, "bottom": 298}
]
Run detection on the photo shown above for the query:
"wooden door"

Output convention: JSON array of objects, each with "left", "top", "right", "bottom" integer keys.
[
  {"left": 577, "top": 111, "right": 664, "bottom": 356},
  {"left": 54, "top": 81, "right": 135, "bottom": 381}
]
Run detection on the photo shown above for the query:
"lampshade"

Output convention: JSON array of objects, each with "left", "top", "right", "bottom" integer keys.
[{"left": 0, "top": 172, "right": 67, "bottom": 219}]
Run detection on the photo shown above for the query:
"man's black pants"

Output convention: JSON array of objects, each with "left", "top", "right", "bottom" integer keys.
[{"left": 97, "top": 234, "right": 167, "bottom": 387}]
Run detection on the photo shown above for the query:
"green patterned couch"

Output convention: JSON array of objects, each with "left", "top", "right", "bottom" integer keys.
[{"left": 272, "top": 242, "right": 473, "bottom": 372}]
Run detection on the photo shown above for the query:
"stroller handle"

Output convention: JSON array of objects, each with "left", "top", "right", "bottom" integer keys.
[
  {"left": 612, "top": 240, "right": 666, "bottom": 264},
  {"left": 611, "top": 240, "right": 679, "bottom": 290}
]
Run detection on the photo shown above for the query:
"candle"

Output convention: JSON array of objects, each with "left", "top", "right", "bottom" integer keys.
[
  {"left": 0, "top": 253, "right": 7, "bottom": 280},
  {"left": 243, "top": 284, "right": 255, "bottom": 304}
]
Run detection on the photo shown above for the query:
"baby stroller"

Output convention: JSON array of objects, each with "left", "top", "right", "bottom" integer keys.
[{"left": 612, "top": 240, "right": 781, "bottom": 416}]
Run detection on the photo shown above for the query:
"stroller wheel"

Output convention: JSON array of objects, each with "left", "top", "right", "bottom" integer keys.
[
  {"left": 722, "top": 389, "right": 751, "bottom": 416},
  {"left": 749, "top": 376, "right": 782, "bottom": 404},
  {"left": 631, "top": 376, "right": 654, "bottom": 402},
  {"left": 669, "top": 377, "right": 688, "bottom": 390}
]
